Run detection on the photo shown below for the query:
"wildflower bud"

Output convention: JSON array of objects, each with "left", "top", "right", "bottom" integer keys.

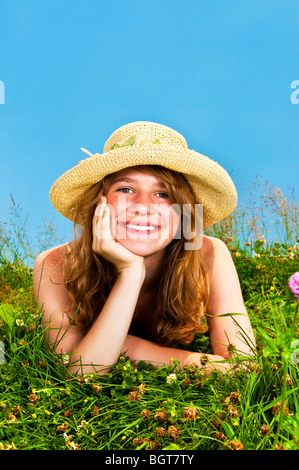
[
  {"left": 92, "top": 405, "right": 99, "bottom": 416},
  {"left": 140, "top": 409, "right": 150, "bottom": 419},
  {"left": 183, "top": 406, "right": 200, "bottom": 420},
  {"left": 212, "top": 418, "right": 222, "bottom": 430},
  {"left": 214, "top": 432, "right": 226, "bottom": 442},
  {"left": 227, "top": 404, "right": 239, "bottom": 418},
  {"left": 229, "top": 391, "right": 240, "bottom": 404},
  {"left": 181, "top": 379, "right": 192, "bottom": 388},
  {"left": 259, "top": 424, "right": 271, "bottom": 436},
  {"left": 92, "top": 384, "right": 103, "bottom": 394},
  {"left": 271, "top": 401, "right": 289, "bottom": 416},
  {"left": 55, "top": 423, "right": 68, "bottom": 434},
  {"left": 133, "top": 437, "right": 143, "bottom": 446},
  {"left": 155, "top": 427, "right": 166, "bottom": 438},
  {"left": 230, "top": 440, "right": 244, "bottom": 450},
  {"left": 281, "top": 374, "right": 292, "bottom": 386},
  {"left": 200, "top": 354, "right": 209, "bottom": 366},
  {"left": 28, "top": 393, "right": 39, "bottom": 404},
  {"left": 128, "top": 391, "right": 140, "bottom": 402},
  {"left": 148, "top": 440, "right": 160, "bottom": 450},
  {"left": 138, "top": 383, "right": 146, "bottom": 395},
  {"left": 168, "top": 425, "right": 180, "bottom": 440},
  {"left": 154, "top": 411, "right": 168, "bottom": 423}
]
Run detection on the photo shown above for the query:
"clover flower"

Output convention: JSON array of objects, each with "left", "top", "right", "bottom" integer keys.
[
  {"left": 166, "top": 373, "right": 177, "bottom": 384},
  {"left": 288, "top": 272, "right": 299, "bottom": 302},
  {"left": 230, "top": 440, "right": 244, "bottom": 450},
  {"left": 168, "top": 425, "right": 180, "bottom": 440},
  {"left": 183, "top": 406, "right": 200, "bottom": 420},
  {"left": 154, "top": 411, "right": 168, "bottom": 423}
]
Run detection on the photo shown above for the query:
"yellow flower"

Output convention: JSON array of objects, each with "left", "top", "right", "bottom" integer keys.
[
  {"left": 32, "top": 413, "right": 37, "bottom": 419},
  {"left": 44, "top": 410, "right": 51, "bottom": 415}
]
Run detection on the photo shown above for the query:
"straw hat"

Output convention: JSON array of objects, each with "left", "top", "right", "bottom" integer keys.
[{"left": 49, "top": 121, "right": 237, "bottom": 228}]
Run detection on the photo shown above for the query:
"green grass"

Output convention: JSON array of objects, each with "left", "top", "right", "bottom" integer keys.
[{"left": 0, "top": 182, "right": 298, "bottom": 451}]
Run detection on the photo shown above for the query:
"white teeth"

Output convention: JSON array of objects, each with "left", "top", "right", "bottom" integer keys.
[{"left": 126, "top": 224, "right": 156, "bottom": 231}]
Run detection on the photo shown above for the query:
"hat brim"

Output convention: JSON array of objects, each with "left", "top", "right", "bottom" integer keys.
[{"left": 49, "top": 144, "right": 237, "bottom": 228}]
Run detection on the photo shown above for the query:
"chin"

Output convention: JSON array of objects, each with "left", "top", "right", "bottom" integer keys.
[{"left": 118, "top": 239, "right": 166, "bottom": 258}]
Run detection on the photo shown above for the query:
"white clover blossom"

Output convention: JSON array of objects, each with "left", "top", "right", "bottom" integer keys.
[
  {"left": 166, "top": 373, "right": 177, "bottom": 384},
  {"left": 61, "top": 353, "right": 70, "bottom": 365}
]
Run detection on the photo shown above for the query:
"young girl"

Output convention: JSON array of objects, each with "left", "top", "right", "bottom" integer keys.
[{"left": 33, "top": 121, "right": 256, "bottom": 375}]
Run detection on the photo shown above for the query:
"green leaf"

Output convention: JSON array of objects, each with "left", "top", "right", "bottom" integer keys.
[
  {"left": 263, "top": 346, "right": 277, "bottom": 357},
  {"left": 216, "top": 313, "right": 246, "bottom": 318},
  {"left": 0, "top": 304, "right": 15, "bottom": 329},
  {"left": 111, "top": 135, "right": 136, "bottom": 150},
  {"left": 162, "top": 443, "right": 181, "bottom": 450}
]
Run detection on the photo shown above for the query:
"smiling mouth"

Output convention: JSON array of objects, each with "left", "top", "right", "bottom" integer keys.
[{"left": 119, "top": 222, "right": 161, "bottom": 234}]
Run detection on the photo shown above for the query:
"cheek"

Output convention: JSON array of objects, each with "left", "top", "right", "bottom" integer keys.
[
  {"left": 106, "top": 195, "right": 127, "bottom": 236},
  {"left": 106, "top": 195, "right": 127, "bottom": 217}
]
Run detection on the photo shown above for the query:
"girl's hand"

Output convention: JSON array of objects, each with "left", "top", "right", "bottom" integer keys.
[
  {"left": 185, "top": 352, "right": 233, "bottom": 375},
  {"left": 92, "top": 196, "right": 145, "bottom": 275}
]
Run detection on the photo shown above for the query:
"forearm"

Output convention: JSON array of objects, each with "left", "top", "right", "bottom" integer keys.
[
  {"left": 122, "top": 334, "right": 193, "bottom": 368},
  {"left": 122, "top": 335, "right": 231, "bottom": 375},
  {"left": 68, "top": 266, "right": 145, "bottom": 374}
]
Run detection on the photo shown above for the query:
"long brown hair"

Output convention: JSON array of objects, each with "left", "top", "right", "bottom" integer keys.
[{"left": 63, "top": 165, "right": 210, "bottom": 347}]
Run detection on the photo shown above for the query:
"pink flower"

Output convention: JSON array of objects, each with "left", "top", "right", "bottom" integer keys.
[{"left": 288, "top": 272, "right": 299, "bottom": 302}]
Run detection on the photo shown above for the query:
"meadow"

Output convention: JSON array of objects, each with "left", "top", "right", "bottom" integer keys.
[{"left": 0, "top": 176, "right": 298, "bottom": 451}]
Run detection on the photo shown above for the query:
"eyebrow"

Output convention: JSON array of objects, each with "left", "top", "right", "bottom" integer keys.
[{"left": 111, "top": 176, "right": 167, "bottom": 188}]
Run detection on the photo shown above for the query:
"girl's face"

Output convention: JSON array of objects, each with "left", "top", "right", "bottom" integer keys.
[{"left": 104, "top": 167, "right": 181, "bottom": 258}]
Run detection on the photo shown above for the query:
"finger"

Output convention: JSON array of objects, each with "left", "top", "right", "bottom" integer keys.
[
  {"left": 93, "top": 198, "right": 106, "bottom": 224},
  {"left": 94, "top": 205, "right": 113, "bottom": 241},
  {"left": 100, "top": 205, "right": 113, "bottom": 239}
]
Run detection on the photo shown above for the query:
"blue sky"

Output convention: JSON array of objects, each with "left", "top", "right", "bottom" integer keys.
[{"left": 0, "top": 0, "right": 298, "bottom": 252}]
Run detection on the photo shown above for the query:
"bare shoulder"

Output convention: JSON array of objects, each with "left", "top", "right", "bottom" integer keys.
[
  {"left": 201, "top": 235, "right": 229, "bottom": 270},
  {"left": 33, "top": 241, "right": 75, "bottom": 293},
  {"left": 34, "top": 244, "right": 65, "bottom": 282},
  {"left": 202, "top": 234, "right": 227, "bottom": 251},
  {"left": 33, "top": 242, "right": 84, "bottom": 353}
]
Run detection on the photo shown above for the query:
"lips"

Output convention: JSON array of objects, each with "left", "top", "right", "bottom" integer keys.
[{"left": 119, "top": 220, "right": 161, "bottom": 233}]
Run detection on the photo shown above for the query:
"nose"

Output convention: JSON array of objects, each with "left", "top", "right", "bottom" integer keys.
[
  {"left": 127, "top": 202, "right": 155, "bottom": 217},
  {"left": 127, "top": 192, "right": 156, "bottom": 217}
]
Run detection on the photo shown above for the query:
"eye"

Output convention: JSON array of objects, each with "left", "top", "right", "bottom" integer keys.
[
  {"left": 156, "top": 192, "right": 169, "bottom": 199},
  {"left": 116, "top": 187, "right": 133, "bottom": 193}
]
